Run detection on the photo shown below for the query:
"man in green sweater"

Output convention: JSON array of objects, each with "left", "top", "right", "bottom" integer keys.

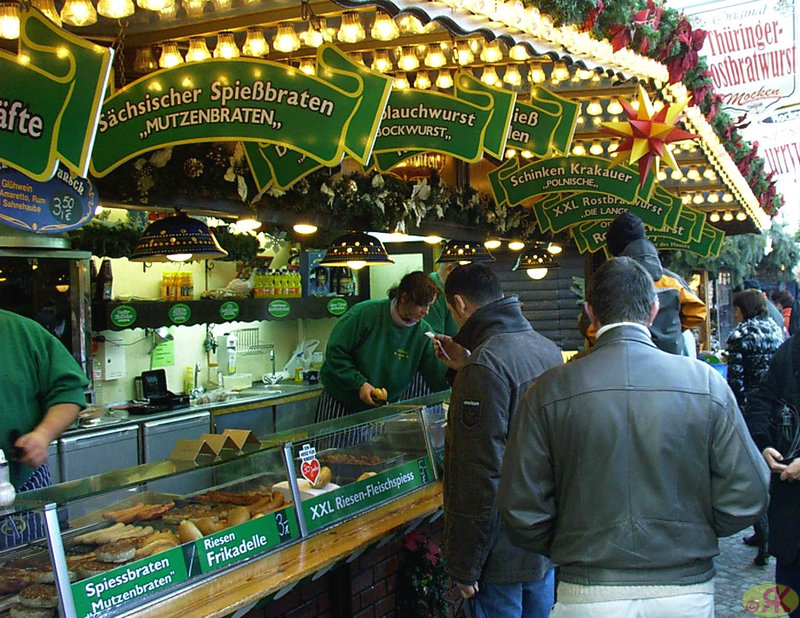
[
  {"left": 317, "top": 271, "right": 448, "bottom": 419},
  {"left": 0, "top": 309, "right": 87, "bottom": 547}
]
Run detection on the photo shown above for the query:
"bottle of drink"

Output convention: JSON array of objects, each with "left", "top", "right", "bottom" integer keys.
[
  {"left": 184, "top": 271, "right": 194, "bottom": 300},
  {"left": 270, "top": 269, "right": 280, "bottom": 297},
  {"left": 160, "top": 271, "right": 170, "bottom": 300},
  {"left": 96, "top": 259, "right": 113, "bottom": 302}
]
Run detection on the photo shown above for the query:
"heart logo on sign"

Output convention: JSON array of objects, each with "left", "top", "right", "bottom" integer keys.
[{"left": 300, "top": 459, "right": 320, "bottom": 485}]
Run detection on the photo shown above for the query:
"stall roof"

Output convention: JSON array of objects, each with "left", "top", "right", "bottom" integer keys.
[{"left": 1, "top": 0, "right": 772, "bottom": 235}]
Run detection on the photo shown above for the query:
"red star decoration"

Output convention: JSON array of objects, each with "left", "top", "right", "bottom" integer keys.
[{"left": 601, "top": 85, "right": 698, "bottom": 186}]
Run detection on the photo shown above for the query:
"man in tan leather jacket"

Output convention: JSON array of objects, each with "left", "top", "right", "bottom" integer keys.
[{"left": 498, "top": 257, "right": 769, "bottom": 617}]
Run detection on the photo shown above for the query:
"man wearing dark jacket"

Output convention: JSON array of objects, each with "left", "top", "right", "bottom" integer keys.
[
  {"left": 746, "top": 333, "right": 800, "bottom": 616},
  {"left": 498, "top": 257, "right": 769, "bottom": 617},
  {"left": 434, "top": 263, "right": 562, "bottom": 617}
]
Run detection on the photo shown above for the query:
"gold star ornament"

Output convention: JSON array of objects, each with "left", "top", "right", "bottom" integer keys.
[{"left": 601, "top": 84, "right": 698, "bottom": 186}]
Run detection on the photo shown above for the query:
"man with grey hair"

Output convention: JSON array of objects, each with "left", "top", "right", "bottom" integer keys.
[{"left": 498, "top": 257, "right": 769, "bottom": 617}]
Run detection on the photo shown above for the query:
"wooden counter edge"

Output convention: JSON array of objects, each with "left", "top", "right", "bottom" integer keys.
[{"left": 122, "top": 482, "right": 443, "bottom": 618}]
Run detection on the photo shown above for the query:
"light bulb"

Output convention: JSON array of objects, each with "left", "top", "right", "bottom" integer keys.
[
  {"left": 436, "top": 69, "right": 453, "bottom": 89},
  {"left": 234, "top": 217, "right": 260, "bottom": 232},
  {"left": 607, "top": 99, "right": 623, "bottom": 115},
  {"left": 159, "top": 41, "right": 184, "bottom": 68},
  {"left": 709, "top": 212, "right": 721, "bottom": 222},
  {"left": 527, "top": 268, "right": 548, "bottom": 280},
  {"left": 529, "top": 65, "right": 545, "bottom": 83},
  {"left": 480, "top": 66, "right": 499, "bottom": 86},
  {"left": 293, "top": 223, "right": 318, "bottom": 234},
  {"left": 508, "top": 240, "right": 525, "bottom": 251},
  {"left": 97, "top": 0, "right": 135, "bottom": 19},
  {"left": 242, "top": 27, "right": 268, "bottom": 57},
  {"left": 347, "top": 261, "right": 367, "bottom": 270},
  {"left": 456, "top": 41, "right": 474, "bottom": 65},
  {"left": 508, "top": 44, "right": 530, "bottom": 60},
  {"left": 414, "top": 70, "right": 432, "bottom": 90},
  {"left": 396, "top": 14, "right": 424, "bottom": 34},
  {"left": 167, "top": 253, "right": 193, "bottom": 262},
  {"left": 484, "top": 239, "right": 502, "bottom": 249},
  {"left": 572, "top": 142, "right": 586, "bottom": 156},
  {"left": 214, "top": 31, "right": 240, "bottom": 58},
  {"left": 30, "top": 0, "right": 61, "bottom": 25},
  {"left": 298, "top": 58, "right": 315, "bottom": 75},
  {"left": 370, "top": 10, "right": 399, "bottom": 41},
  {"left": 136, "top": 0, "right": 169, "bottom": 11},
  {"left": 0, "top": 3, "right": 19, "bottom": 39},
  {"left": 371, "top": 49, "right": 393, "bottom": 73},
  {"left": 480, "top": 40, "right": 503, "bottom": 63},
  {"left": 586, "top": 98, "right": 603, "bottom": 116},
  {"left": 424, "top": 236, "right": 442, "bottom": 244},
  {"left": 552, "top": 60, "right": 569, "bottom": 81},
  {"left": 394, "top": 73, "right": 410, "bottom": 89},
  {"left": 134, "top": 47, "right": 158, "bottom": 72},
  {"left": 589, "top": 140, "right": 604, "bottom": 155},
  {"left": 338, "top": 11, "right": 365, "bottom": 43},
  {"left": 185, "top": 37, "right": 211, "bottom": 62},
  {"left": 302, "top": 17, "right": 327, "bottom": 48},
  {"left": 60, "top": 0, "right": 97, "bottom": 27},
  {"left": 722, "top": 211, "right": 734, "bottom": 221},
  {"left": 273, "top": 22, "right": 300, "bottom": 53},
  {"left": 397, "top": 46, "right": 419, "bottom": 71},
  {"left": 547, "top": 243, "right": 562, "bottom": 254},
  {"left": 182, "top": 0, "right": 205, "bottom": 16},
  {"left": 736, "top": 211, "right": 747, "bottom": 221},
  {"left": 424, "top": 44, "right": 447, "bottom": 68},
  {"left": 503, "top": 65, "right": 522, "bottom": 86}
]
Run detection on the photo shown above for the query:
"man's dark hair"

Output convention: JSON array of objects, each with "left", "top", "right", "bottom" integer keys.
[
  {"left": 445, "top": 263, "right": 503, "bottom": 308},
  {"left": 587, "top": 257, "right": 656, "bottom": 326},
  {"left": 771, "top": 289, "right": 794, "bottom": 310},
  {"left": 388, "top": 271, "right": 439, "bottom": 305},
  {"left": 735, "top": 289, "right": 768, "bottom": 320},
  {"left": 605, "top": 211, "right": 646, "bottom": 256}
]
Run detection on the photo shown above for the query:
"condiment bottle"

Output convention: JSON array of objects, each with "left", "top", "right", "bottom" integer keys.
[
  {"left": 0, "top": 449, "right": 16, "bottom": 507},
  {"left": 96, "top": 259, "right": 113, "bottom": 302}
]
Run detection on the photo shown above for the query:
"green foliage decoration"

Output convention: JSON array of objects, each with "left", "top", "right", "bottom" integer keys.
[{"left": 397, "top": 531, "right": 451, "bottom": 618}]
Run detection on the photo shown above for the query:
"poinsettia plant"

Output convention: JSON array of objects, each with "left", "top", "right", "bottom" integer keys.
[{"left": 397, "top": 531, "right": 452, "bottom": 618}]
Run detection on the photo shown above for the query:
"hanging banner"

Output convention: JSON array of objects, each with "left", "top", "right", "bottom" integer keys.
[
  {"left": 0, "top": 163, "right": 96, "bottom": 233},
  {"left": 91, "top": 44, "right": 393, "bottom": 177},
  {"left": 0, "top": 7, "right": 113, "bottom": 182},
  {"left": 505, "top": 88, "right": 579, "bottom": 156},
  {"left": 570, "top": 210, "right": 722, "bottom": 257},
  {"left": 488, "top": 156, "right": 655, "bottom": 209},
  {"left": 683, "top": 0, "right": 800, "bottom": 216},
  {"left": 530, "top": 185, "right": 682, "bottom": 233},
  {"left": 244, "top": 144, "right": 325, "bottom": 192}
]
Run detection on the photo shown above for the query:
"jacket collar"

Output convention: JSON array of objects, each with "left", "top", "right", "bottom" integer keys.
[
  {"left": 453, "top": 296, "right": 530, "bottom": 349},
  {"left": 593, "top": 323, "right": 657, "bottom": 350}
]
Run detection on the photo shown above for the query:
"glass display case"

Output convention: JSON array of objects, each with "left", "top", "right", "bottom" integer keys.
[{"left": 0, "top": 394, "right": 447, "bottom": 618}]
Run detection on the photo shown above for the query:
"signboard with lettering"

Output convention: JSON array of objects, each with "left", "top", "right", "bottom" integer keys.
[
  {"left": 92, "top": 44, "right": 392, "bottom": 178},
  {"left": 488, "top": 156, "right": 655, "bottom": 208},
  {"left": 505, "top": 87, "right": 579, "bottom": 157},
  {"left": 0, "top": 164, "right": 96, "bottom": 232},
  {"left": 71, "top": 547, "right": 188, "bottom": 617},
  {"left": 302, "top": 458, "right": 433, "bottom": 532},
  {"left": 0, "top": 7, "right": 113, "bottom": 182},
  {"left": 194, "top": 507, "right": 300, "bottom": 574}
]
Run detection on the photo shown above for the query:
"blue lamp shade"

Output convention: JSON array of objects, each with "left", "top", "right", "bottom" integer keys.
[
  {"left": 130, "top": 212, "right": 228, "bottom": 262},
  {"left": 436, "top": 240, "right": 495, "bottom": 263},
  {"left": 319, "top": 232, "right": 394, "bottom": 266}
]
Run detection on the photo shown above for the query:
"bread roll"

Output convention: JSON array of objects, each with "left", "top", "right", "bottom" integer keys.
[
  {"left": 177, "top": 520, "right": 204, "bottom": 543},
  {"left": 95, "top": 539, "right": 136, "bottom": 563},
  {"left": 357, "top": 471, "right": 377, "bottom": 482},
  {"left": 227, "top": 506, "right": 251, "bottom": 527},
  {"left": 313, "top": 466, "right": 332, "bottom": 489},
  {"left": 194, "top": 517, "right": 224, "bottom": 535}
]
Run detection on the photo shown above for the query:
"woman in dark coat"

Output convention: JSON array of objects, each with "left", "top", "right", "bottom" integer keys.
[{"left": 726, "top": 289, "right": 785, "bottom": 565}]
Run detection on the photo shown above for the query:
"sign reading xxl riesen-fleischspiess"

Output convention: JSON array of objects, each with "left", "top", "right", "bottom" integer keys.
[{"left": 90, "top": 44, "right": 392, "bottom": 177}]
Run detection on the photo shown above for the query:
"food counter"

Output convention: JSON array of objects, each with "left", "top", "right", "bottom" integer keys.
[{"left": 0, "top": 392, "right": 448, "bottom": 618}]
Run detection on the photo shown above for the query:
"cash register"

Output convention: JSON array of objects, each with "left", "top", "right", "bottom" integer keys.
[{"left": 128, "top": 368, "right": 189, "bottom": 415}]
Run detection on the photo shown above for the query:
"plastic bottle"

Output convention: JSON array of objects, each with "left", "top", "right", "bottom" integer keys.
[
  {"left": 0, "top": 449, "right": 15, "bottom": 507},
  {"left": 293, "top": 271, "right": 302, "bottom": 297},
  {"left": 183, "top": 365, "right": 194, "bottom": 394},
  {"left": 184, "top": 271, "right": 194, "bottom": 300},
  {"left": 270, "top": 269, "right": 280, "bottom": 297},
  {"left": 160, "top": 271, "right": 170, "bottom": 300},
  {"left": 226, "top": 332, "right": 237, "bottom": 374},
  {"left": 96, "top": 259, "right": 113, "bottom": 302}
]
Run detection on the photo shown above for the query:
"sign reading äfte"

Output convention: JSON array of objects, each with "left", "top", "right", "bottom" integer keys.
[
  {"left": 91, "top": 44, "right": 392, "bottom": 177},
  {"left": 0, "top": 7, "right": 113, "bottom": 181},
  {"left": 0, "top": 164, "right": 97, "bottom": 233}
]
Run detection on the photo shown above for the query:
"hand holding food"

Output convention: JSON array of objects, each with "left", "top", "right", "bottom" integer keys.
[{"left": 371, "top": 387, "right": 388, "bottom": 403}]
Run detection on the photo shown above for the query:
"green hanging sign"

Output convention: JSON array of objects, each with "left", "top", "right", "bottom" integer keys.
[
  {"left": 650, "top": 224, "right": 725, "bottom": 257},
  {"left": 327, "top": 297, "right": 348, "bottom": 316},
  {"left": 110, "top": 305, "right": 137, "bottom": 328},
  {"left": 244, "top": 143, "right": 325, "bottom": 192},
  {"left": 488, "top": 156, "right": 655, "bottom": 208},
  {"left": 268, "top": 299, "right": 291, "bottom": 318},
  {"left": 168, "top": 303, "right": 192, "bottom": 324},
  {"left": 91, "top": 44, "right": 393, "bottom": 177},
  {"left": 504, "top": 88, "right": 579, "bottom": 157},
  {"left": 219, "top": 301, "right": 240, "bottom": 321},
  {"left": 0, "top": 7, "right": 113, "bottom": 181},
  {"left": 530, "top": 185, "right": 683, "bottom": 233},
  {"left": 71, "top": 547, "right": 188, "bottom": 617}
]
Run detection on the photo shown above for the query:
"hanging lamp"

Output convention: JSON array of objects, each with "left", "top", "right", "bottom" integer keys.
[
  {"left": 130, "top": 211, "right": 228, "bottom": 262},
  {"left": 514, "top": 244, "right": 560, "bottom": 280},
  {"left": 319, "top": 232, "right": 394, "bottom": 270},
  {"left": 436, "top": 240, "right": 495, "bottom": 264}
]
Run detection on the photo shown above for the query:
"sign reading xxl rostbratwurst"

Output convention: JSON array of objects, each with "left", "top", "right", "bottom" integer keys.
[
  {"left": 90, "top": 44, "right": 392, "bottom": 177},
  {"left": 0, "top": 8, "right": 113, "bottom": 182}
]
